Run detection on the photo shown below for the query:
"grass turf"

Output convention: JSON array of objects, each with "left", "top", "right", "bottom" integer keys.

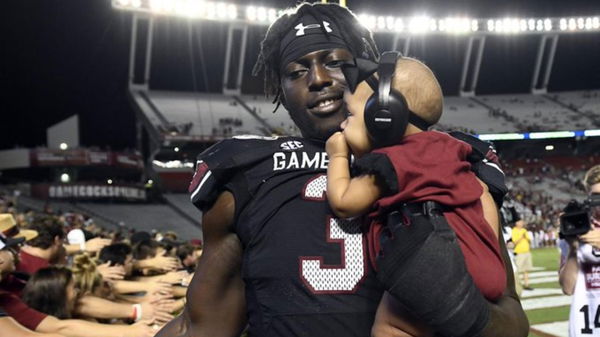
[{"left": 526, "top": 246, "right": 567, "bottom": 337}]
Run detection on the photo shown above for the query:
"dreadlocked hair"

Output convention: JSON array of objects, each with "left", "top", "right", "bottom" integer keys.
[{"left": 252, "top": 2, "right": 379, "bottom": 111}]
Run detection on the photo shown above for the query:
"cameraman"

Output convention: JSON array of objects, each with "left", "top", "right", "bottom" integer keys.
[{"left": 559, "top": 165, "right": 600, "bottom": 336}]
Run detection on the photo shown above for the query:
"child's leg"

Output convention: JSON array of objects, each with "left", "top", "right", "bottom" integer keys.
[{"left": 372, "top": 292, "right": 433, "bottom": 337}]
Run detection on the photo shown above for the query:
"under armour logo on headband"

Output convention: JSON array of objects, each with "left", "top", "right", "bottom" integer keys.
[{"left": 294, "top": 21, "right": 332, "bottom": 36}]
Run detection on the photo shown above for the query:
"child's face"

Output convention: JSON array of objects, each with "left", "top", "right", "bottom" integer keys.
[{"left": 341, "top": 81, "right": 373, "bottom": 157}]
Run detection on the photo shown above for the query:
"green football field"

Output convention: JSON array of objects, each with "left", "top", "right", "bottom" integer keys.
[{"left": 525, "top": 247, "right": 568, "bottom": 337}]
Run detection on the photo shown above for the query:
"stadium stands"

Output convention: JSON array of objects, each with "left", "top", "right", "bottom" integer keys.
[
  {"left": 478, "top": 94, "right": 593, "bottom": 132},
  {"left": 549, "top": 90, "right": 600, "bottom": 127},
  {"left": 134, "top": 90, "right": 600, "bottom": 140},
  {"left": 163, "top": 193, "right": 202, "bottom": 223},
  {"left": 16, "top": 194, "right": 202, "bottom": 239},
  {"left": 133, "top": 90, "right": 272, "bottom": 139},
  {"left": 239, "top": 95, "right": 301, "bottom": 136},
  {"left": 438, "top": 96, "right": 515, "bottom": 133}
]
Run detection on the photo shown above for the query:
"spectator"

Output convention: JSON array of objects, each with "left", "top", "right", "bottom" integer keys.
[
  {"left": 1, "top": 228, "right": 155, "bottom": 337},
  {"left": 559, "top": 165, "right": 600, "bottom": 336},
  {"left": 17, "top": 217, "right": 65, "bottom": 275},
  {"left": 23, "top": 267, "right": 78, "bottom": 319},
  {"left": 512, "top": 219, "right": 534, "bottom": 290},
  {"left": 176, "top": 244, "right": 198, "bottom": 273}
]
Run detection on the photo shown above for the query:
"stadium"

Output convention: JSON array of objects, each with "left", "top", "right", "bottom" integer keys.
[{"left": 1, "top": 0, "right": 599, "bottom": 336}]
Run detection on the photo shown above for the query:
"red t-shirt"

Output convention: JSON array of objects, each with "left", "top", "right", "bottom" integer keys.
[
  {"left": 357, "top": 131, "right": 506, "bottom": 300},
  {"left": 17, "top": 250, "right": 50, "bottom": 275},
  {"left": 0, "top": 289, "right": 48, "bottom": 330}
]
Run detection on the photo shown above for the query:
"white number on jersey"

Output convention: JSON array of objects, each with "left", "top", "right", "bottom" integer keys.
[{"left": 299, "top": 175, "right": 366, "bottom": 293}]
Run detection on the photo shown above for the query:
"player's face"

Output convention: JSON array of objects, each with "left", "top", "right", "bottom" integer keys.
[
  {"left": 341, "top": 81, "right": 374, "bottom": 157},
  {"left": 281, "top": 48, "right": 353, "bottom": 141}
]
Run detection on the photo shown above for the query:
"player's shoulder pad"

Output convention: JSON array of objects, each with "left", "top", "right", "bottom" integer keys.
[
  {"left": 449, "top": 131, "right": 507, "bottom": 206},
  {"left": 188, "top": 135, "right": 285, "bottom": 210}
]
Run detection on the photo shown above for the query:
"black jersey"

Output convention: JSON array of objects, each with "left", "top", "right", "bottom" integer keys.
[{"left": 189, "top": 135, "right": 384, "bottom": 337}]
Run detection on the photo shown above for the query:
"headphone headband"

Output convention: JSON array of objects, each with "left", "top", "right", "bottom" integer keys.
[{"left": 377, "top": 52, "right": 401, "bottom": 109}]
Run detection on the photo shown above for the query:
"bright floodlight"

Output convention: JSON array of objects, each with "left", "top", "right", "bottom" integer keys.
[
  {"left": 227, "top": 4, "right": 237, "bottom": 20},
  {"left": 267, "top": 8, "right": 277, "bottom": 23},
  {"left": 257, "top": 7, "right": 267, "bottom": 22},
  {"left": 59, "top": 142, "right": 68, "bottom": 150},
  {"left": 358, "top": 14, "right": 376, "bottom": 30},
  {"left": 568, "top": 18, "right": 577, "bottom": 30},
  {"left": 107, "top": 179, "right": 113, "bottom": 185},
  {"left": 131, "top": 0, "right": 141, "bottom": 8},
  {"left": 409, "top": 16, "right": 430, "bottom": 33},
  {"left": 117, "top": 0, "right": 130, "bottom": 5},
  {"left": 594, "top": 17, "right": 600, "bottom": 29},
  {"left": 246, "top": 6, "right": 256, "bottom": 21},
  {"left": 174, "top": 147, "right": 180, "bottom": 152},
  {"left": 545, "top": 145, "right": 554, "bottom": 151},
  {"left": 560, "top": 18, "right": 567, "bottom": 30},
  {"left": 60, "top": 173, "right": 70, "bottom": 183}
]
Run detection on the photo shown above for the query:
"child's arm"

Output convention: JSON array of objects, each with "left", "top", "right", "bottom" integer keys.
[{"left": 325, "top": 132, "right": 383, "bottom": 219}]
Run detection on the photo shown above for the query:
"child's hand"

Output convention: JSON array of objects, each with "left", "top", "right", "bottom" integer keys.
[{"left": 326, "top": 132, "right": 349, "bottom": 159}]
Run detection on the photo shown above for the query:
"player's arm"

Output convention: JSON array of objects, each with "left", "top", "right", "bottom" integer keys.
[
  {"left": 326, "top": 132, "right": 382, "bottom": 218},
  {"left": 0, "top": 317, "right": 65, "bottom": 337},
  {"left": 154, "top": 191, "right": 247, "bottom": 337},
  {"left": 480, "top": 218, "right": 529, "bottom": 337}
]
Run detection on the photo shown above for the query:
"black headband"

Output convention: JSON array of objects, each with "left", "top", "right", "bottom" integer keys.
[{"left": 279, "top": 14, "right": 348, "bottom": 73}]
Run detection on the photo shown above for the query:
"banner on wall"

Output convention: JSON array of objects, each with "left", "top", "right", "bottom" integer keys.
[{"left": 32, "top": 184, "right": 146, "bottom": 201}]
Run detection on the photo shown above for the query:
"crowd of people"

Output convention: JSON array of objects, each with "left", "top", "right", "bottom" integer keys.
[{"left": 0, "top": 192, "right": 202, "bottom": 337}]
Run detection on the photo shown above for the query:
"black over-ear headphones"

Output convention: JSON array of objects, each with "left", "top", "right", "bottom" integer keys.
[{"left": 363, "top": 51, "right": 432, "bottom": 148}]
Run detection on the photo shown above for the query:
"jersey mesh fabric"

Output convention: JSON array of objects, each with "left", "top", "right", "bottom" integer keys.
[{"left": 190, "top": 136, "right": 384, "bottom": 337}]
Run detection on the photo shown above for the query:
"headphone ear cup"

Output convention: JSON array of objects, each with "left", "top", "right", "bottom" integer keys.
[
  {"left": 386, "top": 90, "right": 410, "bottom": 143},
  {"left": 364, "top": 91, "right": 410, "bottom": 148}
]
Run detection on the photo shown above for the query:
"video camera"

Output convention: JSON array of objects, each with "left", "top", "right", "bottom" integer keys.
[{"left": 560, "top": 194, "right": 600, "bottom": 237}]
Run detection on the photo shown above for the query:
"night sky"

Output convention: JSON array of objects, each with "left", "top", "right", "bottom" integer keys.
[{"left": 2, "top": 0, "right": 600, "bottom": 151}]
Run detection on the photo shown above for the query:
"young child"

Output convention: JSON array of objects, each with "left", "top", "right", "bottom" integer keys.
[{"left": 326, "top": 56, "right": 506, "bottom": 336}]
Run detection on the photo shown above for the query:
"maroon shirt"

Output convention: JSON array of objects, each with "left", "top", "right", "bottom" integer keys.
[
  {"left": 17, "top": 250, "right": 50, "bottom": 275},
  {"left": 0, "top": 286, "right": 47, "bottom": 330},
  {"left": 360, "top": 131, "right": 506, "bottom": 300}
]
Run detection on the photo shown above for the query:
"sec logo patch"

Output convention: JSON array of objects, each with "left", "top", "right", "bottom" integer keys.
[{"left": 280, "top": 141, "right": 304, "bottom": 151}]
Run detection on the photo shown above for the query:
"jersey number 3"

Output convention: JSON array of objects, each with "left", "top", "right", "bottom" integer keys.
[{"left": 300, "top": 175, "right": 366, "bottom": 294}]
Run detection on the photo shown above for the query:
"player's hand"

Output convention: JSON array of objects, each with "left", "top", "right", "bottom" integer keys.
[
  {"left": 96, "top": 262, "right": 126, "bottom": 282},
  {"left": 326, "top": 132, "right": 349, "bottom": 159},
  {"left": 147, "top": 281, "right": 173, "bottom": 296},
  {"left": 154, "top": 255, "right": 180, "bottom": 272},
  {"left": 579, "top": 228, "right": 600, "bottom": 249},
  {"left": 127, "top": 319, "right": 156, "bottom": 337},
  {"left": 85, "top": 237, "right": 112, "bottom": 253},
  {"left": 158, "top": 270, "right": 189, "bottom": 285}
]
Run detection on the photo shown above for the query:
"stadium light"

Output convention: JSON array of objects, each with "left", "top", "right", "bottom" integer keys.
[
  {"left": 60, "top": 142, "right": 68, "bottom": 150},
  {"left": 107, "top": 179, "right": 113, "bottom": 184},
  {"left": 560, "top": 18, "right": 567, "bottom": 30},
  {"left": 545, "top": 145, "right": 554, "bottom": 151},
  {"left": 61, "top": 173, "right": 70, "bottom": 183},
  {"left": 174, "top": 146, "right": 180, "bottom": 152},
  {"left": 408, "top": 16, "right": 431, "bottom": 34},
  {"left": 111, "top": 1, "right": 600, "bottom": 35},
  {"left": 529, "top": 131, "right": 575, "bottom": 139},
  {"left": 585, "top": 130, "right": 600, "bottom": 137}
]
